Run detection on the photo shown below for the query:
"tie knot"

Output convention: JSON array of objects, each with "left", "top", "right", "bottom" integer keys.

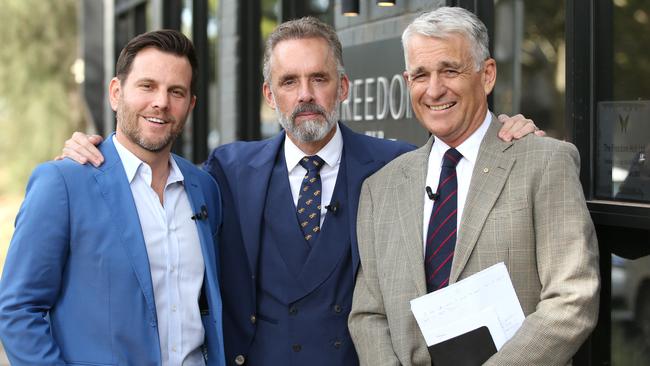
[
  {"left": 299, "top": 155, "right": 325, "bottom": 173},
  {"left": 442, "top": 148, "right": 463, "bottom": 168}
]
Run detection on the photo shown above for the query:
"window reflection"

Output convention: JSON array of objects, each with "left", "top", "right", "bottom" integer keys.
[
  {"left": 595, "top": 0, "right": 650, "bottom": 203},
  {"left": 493, "top": 0, "right": 566, "bottom": 139},
  {"left": 611, "top": 255, "right": 650, "bottom": 364}
]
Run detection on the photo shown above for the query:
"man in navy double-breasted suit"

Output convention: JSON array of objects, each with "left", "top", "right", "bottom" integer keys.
[{"left": 203, "top": 18, "right": 413, "bottom": 366}]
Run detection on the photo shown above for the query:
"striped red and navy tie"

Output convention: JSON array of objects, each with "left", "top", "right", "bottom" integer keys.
[{"left": 425, "top": 148, "right": 463, "bottom": 293}]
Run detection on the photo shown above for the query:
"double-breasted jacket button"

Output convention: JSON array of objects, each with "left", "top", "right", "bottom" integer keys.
[
  {"left": 333, "top": 304, "right": 342, "bottom": 313},
  {"left": 235, "top": 355, "right": 245, "bottom": 365},
  {"left": 250, "top": 314, "right": 256, "bottom": 324},
  {"left": 292, "top": 344, "right": 302, "bottom": 352}
]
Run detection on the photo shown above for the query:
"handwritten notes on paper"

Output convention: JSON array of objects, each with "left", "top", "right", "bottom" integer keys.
[{"left": 410, "top": 262, "right": 525, "bottom": 349}]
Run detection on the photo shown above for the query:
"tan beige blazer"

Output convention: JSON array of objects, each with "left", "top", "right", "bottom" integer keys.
[{"left": 349, "top": 117, "right": 600, "bottom": 366}]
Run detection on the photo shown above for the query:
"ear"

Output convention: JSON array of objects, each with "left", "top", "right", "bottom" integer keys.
[
  {"left": 262, "top": 81, "right": 276, "bottom": 109},
  {"left": 108, "top": 77, "right": 121, "bottom": 111},
  {"left": 482, "top": 58, "right": 497, "bottom": 95},
  {"left": 189, "top": 94, "right": 197, "bottom": 111},
  {"left": 403, "top": 70, "right": 412, "bottom": 88},
  {"left": 338, "top": 74, "right": 350, "bottom": 101}
]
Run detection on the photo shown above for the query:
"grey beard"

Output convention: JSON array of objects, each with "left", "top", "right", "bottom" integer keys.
[{"left": 276, "top": 101, "right": 340, "bottom": 143}]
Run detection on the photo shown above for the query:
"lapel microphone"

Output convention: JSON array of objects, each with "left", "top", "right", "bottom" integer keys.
[
  {"left": 425, "top": 186, "right": 439, "bottom": 201},
  {"left": 325, "top": 201, "right": 340, "bottom": 215},
  {"left": 191, "top": 205, "right": 209, "bottom": 221}
]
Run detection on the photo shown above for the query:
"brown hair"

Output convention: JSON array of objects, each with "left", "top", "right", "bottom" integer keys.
[
  {"left": 262, "top": 17, "right": 344, "bottom": 83},
  {"left": 115, "top": 29, "right": 198, "bottom": 93}
]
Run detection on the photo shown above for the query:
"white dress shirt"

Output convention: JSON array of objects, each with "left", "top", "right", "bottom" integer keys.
[
  {"left": 285, "top": 123, "right": 343, "bottom": 227},
  {"left": 114, "top": 136, "right": 206, "bottom": 366},
  {"left": 422, "top": 110, "right": 491, "bottom": 251}
]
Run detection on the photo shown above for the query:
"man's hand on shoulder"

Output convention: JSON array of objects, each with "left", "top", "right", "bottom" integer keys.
[
  {"left": 55, "top": 132, "right": 105, "bottom": 167},
  {"left": 497, "top": 114, "right": 546, "bottom": 142}
]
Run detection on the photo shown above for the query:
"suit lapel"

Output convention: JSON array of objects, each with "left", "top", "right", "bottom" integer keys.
[
  {"left": 396, "top": 137, "right": 433, "bottom": 296},
  {"left": 93, "top": 137, "right": 157, "bottom": 321},
  {"left": 180, "top": 163, "right": 219, "bottom": 304},
  {"left": 292, "top": 157, "right": 350, "bottom": 302},
  {"left": 450, "top": 118, "right": 515, "bottom": 282},
  {"left": 339, "top": 124, "right": 394, "bottom": 277},
  {"left": 264, "top": 153, "right": 312, "bottom": 278},
  {"left": 237, "top": 133, "right": 285, "bottom": 278}
]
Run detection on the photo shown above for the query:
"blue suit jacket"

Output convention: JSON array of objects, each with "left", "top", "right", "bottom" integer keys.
[
  {"left": 204, "top": 123, "right": 414, "bottom": 365},
  {"left": 0, "top": 137, "right": 226, "bottom": 366}
]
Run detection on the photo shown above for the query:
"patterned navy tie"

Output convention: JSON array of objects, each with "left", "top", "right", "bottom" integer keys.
[
  {"left": 296, "top": 155, "right": 325, "bottom": 243},
  {"left": 425, "top": 148, "right": 463, "bottom": 293}
]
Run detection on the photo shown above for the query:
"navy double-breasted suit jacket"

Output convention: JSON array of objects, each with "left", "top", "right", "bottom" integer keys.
[{"left": 204, "top": 123, "right": 413, "bottom": 365}]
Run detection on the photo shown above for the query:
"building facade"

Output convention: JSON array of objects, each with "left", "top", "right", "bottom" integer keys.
[{"left": 80, "top": 1, "right": 650, "bottom": 364}]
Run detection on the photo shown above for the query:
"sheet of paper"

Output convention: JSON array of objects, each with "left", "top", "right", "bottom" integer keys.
[{"left": 410, "top": 262, "right": 525, "bottom": 349}]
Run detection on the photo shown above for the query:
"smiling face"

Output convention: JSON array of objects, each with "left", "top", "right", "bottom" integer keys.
[
  {"left": 262, "top": 37, "right": 349, "bottom": 149},
  {"left": 110, "top": 47, "right": 195, "bottom": 157},
  {"left": 404, "top": 33, "right": 496, "bottom": 147}
]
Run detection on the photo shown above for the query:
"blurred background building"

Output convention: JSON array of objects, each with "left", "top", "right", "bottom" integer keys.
[{"left": 0, "top": 0, "right": 649, "bottom": 364}]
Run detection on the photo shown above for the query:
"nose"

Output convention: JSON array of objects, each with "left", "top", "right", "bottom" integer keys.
[
  {"left": 425, "top": 74, "right": 447, "bottom": 100},
  {"left": 151, "top": 89, "right": 169, "bottom": 110},
  {"left": 297, "top": 81, "right": 315, "bottom": 103}
]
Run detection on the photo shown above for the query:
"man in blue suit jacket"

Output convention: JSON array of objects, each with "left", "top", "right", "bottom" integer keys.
[
  {"left": 59, "top": 18, "right": 538, "bottom": 366},
  {"left": 0, "top": 30, "right": 225, "bottom": 366}
]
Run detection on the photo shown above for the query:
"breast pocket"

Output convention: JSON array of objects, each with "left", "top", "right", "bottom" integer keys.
[{"left": 488, "top": 198, "right": 529, "bottom": 220}]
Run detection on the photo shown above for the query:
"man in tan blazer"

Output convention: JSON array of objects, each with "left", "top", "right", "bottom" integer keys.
[{"left": 348, "top": 7, "right": 600, "bottom": 366}]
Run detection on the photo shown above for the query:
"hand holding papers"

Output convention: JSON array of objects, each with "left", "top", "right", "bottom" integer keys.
[{"left": 410, "top": 262, "right": 525, "bottom": 351}]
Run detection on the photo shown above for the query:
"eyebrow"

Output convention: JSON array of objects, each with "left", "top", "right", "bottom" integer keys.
[
  {"left": 439, "top": 60, "right": 463, "bottom": 69},
  {"left": 409, "top": 60, "right": 464, "bottom": 75},
  {"left": 136, "top": 78, "right": 189, "bottom": 92},
  {"left": 277, "top": 71, "right": 330, "bottom": 83},
  {"left": 408, "top": 66, "right": 428, "bottom": 76}
]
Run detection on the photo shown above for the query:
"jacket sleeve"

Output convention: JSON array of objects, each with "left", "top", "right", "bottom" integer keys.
[
  {"left": 485, "top": 142, "right": 600, "bottom": 365},
  {"left": 0, "top": 163, "right": 69, "bottom": 365},
  {"left": 348, "top": 181, "right": 401, "bottom": 366}
]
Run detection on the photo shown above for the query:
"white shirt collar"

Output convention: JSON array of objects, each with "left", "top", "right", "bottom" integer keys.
[
  {"left": 112, "top": 135, "right": 184, "bottom": 185},
  {"left": 284, "top": 122, "right": 343, "bottom": 172},
  {"left": 432, "top": 109, "right": 491, "bottom": 164}
]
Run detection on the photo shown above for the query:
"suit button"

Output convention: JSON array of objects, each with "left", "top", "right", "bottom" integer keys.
[
  {"left": 235, "top": 355, "right": 245, "bottom": 365},
  {"left": 292, "top": 344, "right": 302, "bottom": 352},
  {"left": 289, "top": 306, "right": 298, "bottom": 315},
  {"left": 333, "top": 304, "right": 342, "bottom": 313},
  {"left": 334, "top": 340, "right": 342, "bottom": 349},
  {"left": 250, "top": 314, "right": 256, "bottom": 324}
]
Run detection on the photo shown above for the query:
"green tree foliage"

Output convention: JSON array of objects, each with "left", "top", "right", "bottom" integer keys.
[{"left": 0, "top": 0, "right": 83, "bottom": 195}]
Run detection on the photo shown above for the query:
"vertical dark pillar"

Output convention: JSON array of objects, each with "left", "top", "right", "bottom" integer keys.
[
  {"left": 566, "top": 0, "right": 595, "bottom": 195},
  {"left": 163, "top": 0, "right": 183, "bottom": 30},
  {"left": 192, "top": 0, "right": 209, "bottom": 162},
  {"left": 282, "top": 0, "right": 309, "bottom": 21},
  {"left": 81, "top": 0, "right": 105, "bottom": 133},
  {"left": 237, "top": 1, "right": 261, "bottom": 140}
]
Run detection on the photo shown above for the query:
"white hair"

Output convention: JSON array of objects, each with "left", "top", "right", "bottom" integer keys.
[{"left": 401, "top": 6, "right": 490, "bottom": 71}]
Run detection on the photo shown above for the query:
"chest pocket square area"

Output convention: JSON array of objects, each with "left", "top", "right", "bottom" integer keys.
[{"left": 488, "top": 198, "right": 529, "bottom": 220}]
